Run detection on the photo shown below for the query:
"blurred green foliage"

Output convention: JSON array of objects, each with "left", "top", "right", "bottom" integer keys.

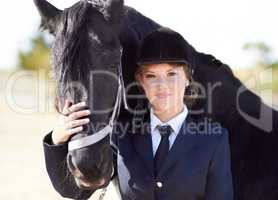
[
  {"left": 242, "top": 41, "right": 278, "bottom": 93},
  {"left": 270, "top": 62, "right": 278, "bottom": 69},
  {"left": 243, "top": 41, "right": 278, "bottom": 69},
  {"left": 18, "top": 34, "right": 51, "bottom": 71},
  {"left": 243, "top": 42, "right": 271, "bottom": 54}
]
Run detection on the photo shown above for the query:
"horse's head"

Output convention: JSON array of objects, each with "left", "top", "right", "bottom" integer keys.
[{"left": 34, "top": 0, "right": 124, "bottom": 190}]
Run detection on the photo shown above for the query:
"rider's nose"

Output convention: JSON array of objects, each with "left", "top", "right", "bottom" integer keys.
[{"left": 155, "top": 78, "right": 168, "bottom": 88}]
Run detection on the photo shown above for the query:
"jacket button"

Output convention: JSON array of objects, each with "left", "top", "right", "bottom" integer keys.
[{"left": 156, "top": 181, "right": 163, "bottom": 188}]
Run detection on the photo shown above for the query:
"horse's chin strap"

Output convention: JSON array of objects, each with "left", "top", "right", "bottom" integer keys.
[{"left": 68, "top": 49, "right": 128, "bottom": 151}]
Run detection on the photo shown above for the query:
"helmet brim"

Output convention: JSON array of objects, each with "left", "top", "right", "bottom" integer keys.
[{"left": 137, "top": 59, "right": 189, "bottom": 66}]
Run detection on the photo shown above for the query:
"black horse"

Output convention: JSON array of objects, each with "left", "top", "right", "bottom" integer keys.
[
  {"left": 34, "top": 0, "right": 125, "bottom": 191},
  {"left": 34, "top": 0, "right": 278, "bottom": 199}
]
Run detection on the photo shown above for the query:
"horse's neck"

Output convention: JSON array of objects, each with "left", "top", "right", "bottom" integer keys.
[{"left": 120, "top": 6, "right": 161, "bottom": 43}]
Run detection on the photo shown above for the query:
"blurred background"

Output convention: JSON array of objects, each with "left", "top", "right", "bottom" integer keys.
[{"left": 0, "top": 0, "right": 277, "bottom": 199}]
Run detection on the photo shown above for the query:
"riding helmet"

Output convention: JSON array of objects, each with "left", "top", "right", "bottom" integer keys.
[{"left": 136, "top": 27, "right": 191, "bottom": 67}]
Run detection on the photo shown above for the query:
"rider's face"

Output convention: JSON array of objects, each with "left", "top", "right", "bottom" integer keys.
[{"left": 136, "top": 63, "right": 189, "bottom": 113}]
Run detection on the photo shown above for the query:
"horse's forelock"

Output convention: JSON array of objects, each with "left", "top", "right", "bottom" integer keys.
[{"left": 52, "top": 2, "right": 97, "bottom": 111}]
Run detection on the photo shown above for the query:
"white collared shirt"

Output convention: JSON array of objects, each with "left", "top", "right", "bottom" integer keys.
[{"left": 150, "top": 104, "right": 188, "bottom": 157}]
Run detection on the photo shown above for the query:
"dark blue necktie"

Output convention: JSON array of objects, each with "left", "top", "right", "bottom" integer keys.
[{"left": 154, "top": 125, "right": 173, "bottom": 177}]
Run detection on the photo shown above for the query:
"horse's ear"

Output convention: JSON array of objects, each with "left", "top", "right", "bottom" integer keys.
[
  {"left": 103, "top": 0, "right": 124, "bottom": 31},
  {"left": 33, "top": 0, "right": 62, "bottom": 35}
]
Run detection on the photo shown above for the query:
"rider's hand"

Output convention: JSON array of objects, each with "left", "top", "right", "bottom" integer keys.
[{"left": 52, "top": 100, "right": 91, "bottom": 145}]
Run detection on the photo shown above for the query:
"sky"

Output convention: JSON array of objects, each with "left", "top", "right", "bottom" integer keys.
[{"left": 0, "top": 0, "right": 277, "bottom": 69}]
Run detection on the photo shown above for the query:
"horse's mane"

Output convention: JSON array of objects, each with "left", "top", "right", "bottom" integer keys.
[
  {"left": 56, "top": 2, "right": 91, "bottom": 82},
  {"left": 52, "top": 2, "right": 95, "bottom": 110}
]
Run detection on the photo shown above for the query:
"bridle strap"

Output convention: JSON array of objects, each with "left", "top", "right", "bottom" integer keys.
[
  {"left": 68, "top": 124, "right": 113, "bottom": 151},
  {"left": 68, "top": 83, "right": 121, "bottom": 151},
  {"left": 68, "top": 48, "right": 127, "bottom": 151}
]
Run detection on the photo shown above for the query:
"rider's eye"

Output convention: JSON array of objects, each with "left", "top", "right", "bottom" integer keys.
[
  {"left": 145, "top": 74, "right": 156, "bottom": 79},
  {"left": 168, "top": 72, "right": 177, "bottom": 76}
]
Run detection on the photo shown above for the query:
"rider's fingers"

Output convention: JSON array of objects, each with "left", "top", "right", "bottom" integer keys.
[{"left": 62, "top": 100, "right": 73, "bottom": 115}]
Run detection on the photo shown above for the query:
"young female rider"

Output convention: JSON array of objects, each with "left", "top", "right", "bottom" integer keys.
[{"left": 43, "top": 27, "right": 234, "bottom": 200}]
